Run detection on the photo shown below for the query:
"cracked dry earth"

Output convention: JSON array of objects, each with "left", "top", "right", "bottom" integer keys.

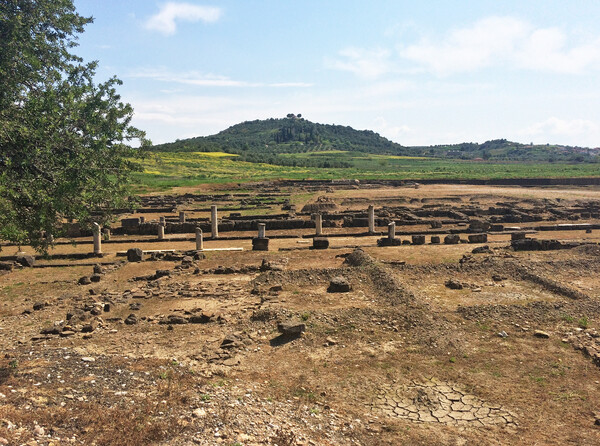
[
  {"left": 3, "top": 216, "right": 600, "bottom": 443},
  {"left": 373, "top": 379, "right": 517, "bottom": 429}
]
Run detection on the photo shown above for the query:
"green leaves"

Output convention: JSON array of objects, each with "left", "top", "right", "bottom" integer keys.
[{"left": 0, "top": 0, "right": 149, "bottom": 253}]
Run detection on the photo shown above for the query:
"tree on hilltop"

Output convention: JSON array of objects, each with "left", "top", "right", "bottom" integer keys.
[{"left": 0, "top": 0, "right": 150, "bottom": 253}]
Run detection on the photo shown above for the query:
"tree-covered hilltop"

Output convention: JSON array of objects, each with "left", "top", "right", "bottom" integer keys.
[
  {"left": 150, "top": 115, "right": 599, "bottom": 166},
  {"left": 151, "top": 115, "right": 407, "bottom": 167}
]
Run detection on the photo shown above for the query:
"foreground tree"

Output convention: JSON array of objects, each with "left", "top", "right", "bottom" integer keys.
[{"left": 0, "top": 0, "right": 149, "bottom": 253}]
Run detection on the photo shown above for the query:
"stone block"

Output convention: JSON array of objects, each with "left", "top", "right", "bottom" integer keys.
[
  {"left": 468, "top": 234, "right": 488, "bottom": 243},
  {"left": 444, "top": 234, "right": 461, "bottom": 244},
  {"left": 412, "top": 235, "right": 426, "bottom": 245},
  {"left": 252, "top": 237, "right": 269, "bottom": 251},
  {"left": 312, "top": 237, "right": 330, "bottom": 249},
  {"left": 127, "top": 248, "right": 144, "bottom": 262}
]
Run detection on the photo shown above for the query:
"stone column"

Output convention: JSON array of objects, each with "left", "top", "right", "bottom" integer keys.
[
  {"left": 252, "top": 222, "right": 269, "bottom": 251},
  {"left": 315, "top": 213, "right": 323, "bottom": 236},
  {"left": 388, "top": 222, "right": 396, "bottom": 240},
  {"left": 93, "top": 222, "right": 101, "bottom": 255},
  {"left": 159, "top": 216, "right": 166, "bottom": 225},
  {"left": 211, "top": 205, "right": 218, "bottom": 238},
  {"left": 179, "top": 211, "right": 186, "bottom": 223},
  {"left": 195, "top": 228, "right": 204, "bottom": 250},
  {"left": 103, "top": 228, "right": 111, "bottom": 241},
  {"left": 368, "top": 205, "right": 375, "bottom": 233},
  {"left": 158, "top": 223, "right": 165, "bottom": 241}
]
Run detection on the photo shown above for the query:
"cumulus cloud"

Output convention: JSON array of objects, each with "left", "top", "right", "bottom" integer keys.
[
  {"left": 524, "top": 117, "right": 598, "bottom": 136},
  {"left": 327, "top": 47, "right": 393, "bottom": 79},
  {"left": 145, "top": 2, "right": 222, "bottom": 35},
  {"left": 399, "top": 16, "right": 600, "bottom": 75},
  {"left": 372, "top": 117, "right": 411, "bottom": 140}
]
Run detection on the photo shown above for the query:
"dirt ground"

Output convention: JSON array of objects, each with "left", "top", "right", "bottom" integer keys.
[{"left": 2, "top": 183, "right": 600, "bottom": 445}]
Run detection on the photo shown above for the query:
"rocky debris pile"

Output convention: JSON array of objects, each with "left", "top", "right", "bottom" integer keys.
[
  {"left": 374, "top": 378, "right": 518, "bottom": 429},
  {"left": 1, "top": 346, "right": 362, "bottom": 445},
  {"left": 472, "top": 245, "right": 493, "bottom": 254},
  {"left": 77, "top": 262, "right": 125, "bottom": 285},
  {"left": 202, "top": 331, "right": 254, "bottom": 366},
  {"left": 33, "top": 274, "right": 246, "bottom": 339},
  {"left": 32, "top": 298, "right": 115, "bottom": 338},
  {"left": 180, "top": 381, "right": 364, "bottom": 445},
  {"left": 36, "top": 312, "right": 107, "bottom": 339},
  {"left": 260, "top": 257, "right": 289, "bottom": 272},
  {"left": 145, "top": 250, "right": 205, "bottom": 262},
  {"left": 206, "top": 265, "right": 260, "bottom": 275},
  {"left": 511, "top": 238, "right": 580, "bottom": 251},
  {"left": 564, "top": 327, "right": 600, "bottom": 367},
  {"left": 445, "top": 279, "right": 464, "bottom": 290},
  {"left": 301, "top": 196, "right": 338, "bottom": 213},
  {"left": 133, "top": 269, "right": 173, "bottom": 281},
  {"left": 573, "top": 244, "right": 600, "bottom": 257},
  {"left": 343, "top": 248, "right": 375, "bottom": 267},
  {"left": 158, "top": 309, "right": 223, "bottom": 326},
  {"left": 444, "top": 277, "right": 486, "bottom": 291},
  {"left": 125, "top": 279, "right": 246, "bottom": 302}
]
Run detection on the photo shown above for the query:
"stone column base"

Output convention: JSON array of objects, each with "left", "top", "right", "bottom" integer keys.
[
  {"left": 252, "top": 237, "right": 269, "bottom": 251},
  {"left": 312, "top": 237, "right": 330, "bottom": 249}
]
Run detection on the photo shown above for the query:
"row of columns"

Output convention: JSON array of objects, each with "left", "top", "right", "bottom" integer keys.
[
  {"left": 159, "top": 204, "right": 375, "bottom": 242},
  {"left": 157, "top": 205, "right": 220, "bottom": 241},
  {"left": 92, "top": 205, "right": 378, "bottom": 255}
]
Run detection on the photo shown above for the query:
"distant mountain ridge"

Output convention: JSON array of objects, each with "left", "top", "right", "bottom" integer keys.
[{"left": 151, "top": 115, "right": 599, "bottom": 165}]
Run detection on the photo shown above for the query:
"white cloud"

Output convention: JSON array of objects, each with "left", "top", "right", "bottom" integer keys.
[
  {"left": 372, "top": 117, "right": 411, "bottom": 141},
  {"left": 132, "top": 69, "right": 253, "bottom": 87},
  {"left": 524, "top": 117, "right": 598, "bottom": 136},
  {"left": 326, "top": 47, "right": 393, "bottom": 79},
  {"left": 399, "top": 16, "right": 600, "bottom": 76},
  {"left": 400, "top": 17, "right": 527, "bottom": 75},
  {"left": 515, "top": 28, "right": 600, "bottom": 74},
  {"left": 127, "top": 68, "right": 313, "bottom": 88},
  {"left": 145, "top": 2, "right": 222, "bottom": 35}
]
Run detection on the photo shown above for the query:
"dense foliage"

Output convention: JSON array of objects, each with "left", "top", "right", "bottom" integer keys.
[
  {"left": 152, "top": 116, "right": 407, "bottom": 168},
  {"left": 0, "top": 0, "right": 149, "bottom": 252},
  {"left": 151, "top": 116, "right": 599, "bottom": 166}
]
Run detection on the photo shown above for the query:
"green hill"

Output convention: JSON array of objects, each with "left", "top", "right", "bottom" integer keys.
[{"left": 150, "top": 115, "right": 599, "bottom": 167}]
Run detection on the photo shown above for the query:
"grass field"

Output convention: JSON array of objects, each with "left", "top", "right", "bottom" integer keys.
[{"left": 132, "top": 151, "right": 600, "bottom": 192}]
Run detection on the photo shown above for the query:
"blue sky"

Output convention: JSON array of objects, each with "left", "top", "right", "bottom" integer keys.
[{"left": 73, "top": 0, "right": 600, "bottom": 147}]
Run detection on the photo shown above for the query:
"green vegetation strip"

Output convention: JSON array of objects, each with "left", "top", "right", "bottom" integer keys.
[{"left": 133, "top": 152, "right": 600, "bottom": 192}]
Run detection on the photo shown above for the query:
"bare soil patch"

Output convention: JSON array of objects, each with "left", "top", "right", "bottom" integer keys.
[{"left": 2, "top": 183, "right": 600, "bottom": 445}]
